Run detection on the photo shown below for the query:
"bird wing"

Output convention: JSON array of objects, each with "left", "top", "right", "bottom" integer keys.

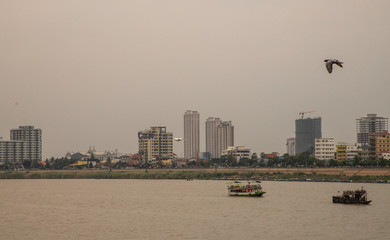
[
  {"left": 335, "top": 61, "right": 343, "bottom": 68},
  {"left": 326, "top": 61, "right": 333, "bottom": 73}
]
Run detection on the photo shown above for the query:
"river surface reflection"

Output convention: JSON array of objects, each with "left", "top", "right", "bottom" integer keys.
[{"left": 1, "top": 179, "right": 389, "bottom": 239}]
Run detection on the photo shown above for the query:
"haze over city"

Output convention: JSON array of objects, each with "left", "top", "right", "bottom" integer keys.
[{"left": 1, "top": 1, "right": 389, "bottom": 159}]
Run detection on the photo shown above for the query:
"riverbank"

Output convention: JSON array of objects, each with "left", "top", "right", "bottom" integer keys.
[{"left": 1, "top": 168, "right": 390, "bottom": 182}]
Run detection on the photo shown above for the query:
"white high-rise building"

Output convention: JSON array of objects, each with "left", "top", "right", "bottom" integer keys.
[
  {"left": 205, "top": 118, "right": 234, "bottom": 158},
  {"left": 0, "top": 139, "right": 28, "bottom": 164},
  {"left": 184, "top": 110, "right": 200, "bottom": 159},
  {"left": 216, "top": 121, "right": 234, "bottom": 158},
  {"left": 205, "top": 117, "right": 222, "bottom": 158},
  {"left": 286, "top": 138, "right": 295, "bottom": 156},
  {"left": 10, "top": 126, "right": 42, "bottom": 162},
  {"left": 314, "top": 138, "right": 335, "bottom": 161}
]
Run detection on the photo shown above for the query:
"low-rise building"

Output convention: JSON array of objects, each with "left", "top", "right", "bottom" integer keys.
[
  {"left": 221, "top": 146, "right": 251, "bottom": 162},
  {"left": 314, "top": 138, "right": 335, "bottom": 161},
  {"left": 66, "top": 146, "right": 117, "bottom": 161},
  {"left": 336, "top": 143, "right": 360, "bottom": 162},
  {"left": 369, "top": 131, "right": 390, "bottom": 160},
  {"left": 346, "top": 144, "right": 359, "bottom": 161},
  {"left": 336, "top": 143, "right": 347, "bottom": 162},
  {"left": 378, "top": 151, "right": 390, "bottom": 160}
]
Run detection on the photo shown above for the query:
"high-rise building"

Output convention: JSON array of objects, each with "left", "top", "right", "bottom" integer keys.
[
  {"left": 314, "top": 138, "right": 335, "bottom": 161},
  {"left": 295, "top": 118, "right": 322, "bottom": 155},
  {"left": 286, "top": 138, "right": 295, "bottom": 156},
  {"left": 183, "top": 110, "right": 200, "bottom": 159},
  {"left": 356, "top": 114, "right": 388, "bottom": 144},
  {"left": 205, "top": 117, "right": 222, "bottom": 158},
  {"left": 10, "top": 126, "right": 42, "bottom": 162},
  {"left": 205, "top": 118, "right": 234, "bottom": 158},
  {"left": 138, "top": 126, "right": 173, "bottom": 163},
  {"left": 0, "top": 139, "right": 28, "bottom": 164},
  {"left": 216, "top": 121, "right": 234, "bottom": 158}
]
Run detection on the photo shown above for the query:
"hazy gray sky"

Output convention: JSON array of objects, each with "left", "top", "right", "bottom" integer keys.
[{"left": 1, "top": 0, "right": 390, "bottom": 159}]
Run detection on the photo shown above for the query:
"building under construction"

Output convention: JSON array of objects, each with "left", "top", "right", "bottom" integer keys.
[
  {"left": 356, "top": 114, "right": 388, "bottom": 144},
  {"left": 295, "top": 117, "right": 322, "bottom": 155}
]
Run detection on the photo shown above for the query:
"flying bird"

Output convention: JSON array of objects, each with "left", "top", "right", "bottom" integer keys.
[
  {"left": 324, "top": 59, "right": 343, "bottom": 73},
  {"left": 174, "top": 138, "right": 182, "bottom": 142}
]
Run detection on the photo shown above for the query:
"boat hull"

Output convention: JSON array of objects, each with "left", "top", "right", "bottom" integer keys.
[
  {"left": 228, "top": 191, "right": 265, "bottom": 197},
  {"left": 332, "top": 196, "right": 371, "bottom": 204}
]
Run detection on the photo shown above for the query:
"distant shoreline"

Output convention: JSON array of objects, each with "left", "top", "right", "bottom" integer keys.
[{"left": 1, "top": 168, "right": 390, "bottom": 183}]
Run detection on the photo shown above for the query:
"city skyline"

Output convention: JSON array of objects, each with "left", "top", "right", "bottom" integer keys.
[
  {"left": 1, "top": 1, "right": 390, "bottom": 159},
  {"left": 1, "top": 112, "right": 389, "bottom": 159}
]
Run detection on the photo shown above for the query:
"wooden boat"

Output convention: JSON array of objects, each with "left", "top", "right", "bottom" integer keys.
[{"left": 332, "top": 187, "right": 371, "bottom": 204}]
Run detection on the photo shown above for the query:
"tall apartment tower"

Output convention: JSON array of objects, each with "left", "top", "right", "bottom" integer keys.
[
  {"left": 205, "top": 117, "right": 222, "bottom": 158},
  {"left": 183, "top": 110, "right": 200, "bottom": 159},
  {"left": 216, "top": 121, "right": 234, "bottom": 158},
  {"left": 138, "top": 126, "right": 173, "bottom": 163},
  {"left": 286, "top": 138, "right": 295, "bottom": 156},
  {"left": 356, "top": 114, "right": 388, "bottom": 144},
  {"left": 0, "top": 138, "right": 28, "bottom": 164},
  {"left": 295, "top": 118, "right": 322, "bottom": 155},
  {"left": 205, "top": 118, "right": 234, "bottom": 158},
  {"left": 10, "top": 126, "right": 42, "bottom": 162}
]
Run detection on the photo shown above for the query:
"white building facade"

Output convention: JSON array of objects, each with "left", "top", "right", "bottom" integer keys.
[
  {"left": 0, "top": 139, "right": 28, "bottom": 164},
  {"left": 221, "top": 146, "right": 251, "bottom": 162},
  {"left": 10, "top": 126, "right": 42, "bottom": 162},
  {"left": 314, "top": 138, "right": 335, "bottom": 161},
  {"left": 286, "top": 138, "right": 295, "bottom": 156},
  {"left": 346, "top": 144, "right": 359, "bottom": 160}
]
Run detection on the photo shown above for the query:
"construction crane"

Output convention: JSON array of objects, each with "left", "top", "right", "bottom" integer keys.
[{"left": 299, "top": 111, "right": 316, "bottom": 119}]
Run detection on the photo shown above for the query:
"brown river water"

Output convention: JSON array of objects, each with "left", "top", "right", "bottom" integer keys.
[{"left": 1, "top": 179, "right": 389, "bottom": 240}]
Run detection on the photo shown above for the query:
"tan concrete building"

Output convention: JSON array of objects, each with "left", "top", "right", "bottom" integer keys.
[
  {"left": 217, "top": 121, "right": 234, "bottom": 158},
  {"left": 138, "top": 127, "right": 173, "bottom": 164},
  {"left": 205, "top": 118, "right": 234, "bottom": 158},
  {"left": 356, "top": 114, "right": 388, "bottom": 160},
  {"left": 369, "top": 131, "right": 390, "bottom": 160},
  {"left": 205, "top": 117, "right": 222, "bottom": 158},
  {"left": 184, "top": 110, "right": 200, "bottom": 159},
  {"left": 356, "top": 114, "right": 388, "bottom": 144}
]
